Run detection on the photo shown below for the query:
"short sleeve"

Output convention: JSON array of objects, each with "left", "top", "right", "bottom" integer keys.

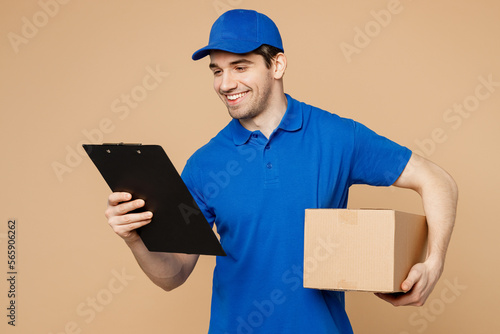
[
  {"left": 181, "top": 157, "right": 216, "bottom": 227},
  {"left": 349, "top": 121, "right": 412, "bottom": 186}
]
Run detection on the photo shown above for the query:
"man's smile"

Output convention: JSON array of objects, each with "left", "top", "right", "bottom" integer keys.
[{"left": 225, "top": 91, "right": 249, "bottom": 104}]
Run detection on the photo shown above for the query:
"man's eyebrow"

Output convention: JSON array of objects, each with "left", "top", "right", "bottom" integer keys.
[
  {"left": 209, "top": 58, "right": 254, "bottom": 70},
  {"left": 229, "top": 59, "right": 254, "bottom": 66}
]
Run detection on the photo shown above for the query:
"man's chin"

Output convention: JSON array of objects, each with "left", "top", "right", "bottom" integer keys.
[
  {"left": 228, "top": 112, "right": 255, "bottom": 121},
  {"left": 225, "top": 103, "right": 259, "bottom": 121},
  {"left": 227, "top": 106, "right": 247, "bottom": 120}
]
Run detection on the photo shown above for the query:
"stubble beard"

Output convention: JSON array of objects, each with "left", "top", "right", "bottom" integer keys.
[
  {"left": 226, "top": 98, "right": 260, "bottom": 120},
  {"left": 226, "top": 86, "right": 273, "bottom": 121}
]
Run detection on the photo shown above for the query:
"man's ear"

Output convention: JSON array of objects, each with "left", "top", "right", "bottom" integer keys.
[{"left": 273, "top": 53, "right": 287, "bottom": 79}]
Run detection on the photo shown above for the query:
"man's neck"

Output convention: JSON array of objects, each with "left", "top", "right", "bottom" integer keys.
[{"left": 239, "top": 93, "right": 288, "bottom": 139}]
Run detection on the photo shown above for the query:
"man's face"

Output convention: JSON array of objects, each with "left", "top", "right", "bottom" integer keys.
[{"left": 209, "top": 50, "right": 274, "bottom": 120}]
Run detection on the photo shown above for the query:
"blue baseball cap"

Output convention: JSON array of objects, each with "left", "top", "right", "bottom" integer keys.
[{"left": 192, "top": 9, "right": 284, "bottom": 61}]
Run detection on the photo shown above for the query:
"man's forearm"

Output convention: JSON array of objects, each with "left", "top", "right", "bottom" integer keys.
[
  {"left": 396, "top": 154, "right": 458, "bottom": 265},
  {"left": 418, "top": 161, "right": 458, "bottom": 266},
  {"left": 394, "top": 153, "right": 458, "bottom": 266},
  {"left": 125, "top": 238, "right": 199, "bottom": 291},
  {"left": 379, "top": 154, "right": 458, "bottom": 306}
]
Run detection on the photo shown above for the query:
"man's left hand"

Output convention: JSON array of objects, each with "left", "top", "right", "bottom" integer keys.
[{"left": 375, "top": 257, "right": 443, "bottom": 306}]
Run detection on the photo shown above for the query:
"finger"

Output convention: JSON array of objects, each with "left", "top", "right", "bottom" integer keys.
[
  {"left": 374, "top": 290, "right": 415, "bottom": 306},
  {"left": 116, "top": 199, "right": 146, "bottom": 216},
  {"left": 107, "top": 192, "right": 132, "bottom": 206},
  {"left": 113, "top": 218, "right": 152, "bottom": 240},
  {"left": 115, "top": 217, "right": 152, "bottom": 233},
  {"left": 375, "top": 292, "right": 399, "bottom": 305},
  {"left": 111, "top": 211, "right": 153, "bottom": 227},
  {"left": 106, "top": 198, "right": 146, "bottom": 219},
  {"left": 401, "top": 264, "right": 425, "bottom": 292}
]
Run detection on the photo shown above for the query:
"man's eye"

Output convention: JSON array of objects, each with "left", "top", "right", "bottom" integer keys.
[
  {"left": 213, "top": 70, "right": 222, "bottom": 76},
  {"left": 236, "top": 67, "right": 246, "bottom": 72}
]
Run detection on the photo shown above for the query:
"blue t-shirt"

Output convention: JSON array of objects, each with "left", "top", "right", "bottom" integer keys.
[{"left": 181, "top": 94, "right": 411, "bottom": 333}]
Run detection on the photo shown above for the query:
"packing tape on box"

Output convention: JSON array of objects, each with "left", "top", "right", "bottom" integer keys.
[
  {"left": 338, "top": 210, "right": 358, "bottom": 225},
  {"left": 337, "top": 279, "right": 358, "bottom": 290}
]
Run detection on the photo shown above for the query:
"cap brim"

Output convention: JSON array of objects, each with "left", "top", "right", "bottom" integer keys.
[{"left": 192, "top": 40, "right": 263, "bottom": 60}]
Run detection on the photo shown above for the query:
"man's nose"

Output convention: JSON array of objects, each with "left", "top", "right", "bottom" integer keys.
[{"left": 219, "top": 72, "right": 237, "bottom": 93}]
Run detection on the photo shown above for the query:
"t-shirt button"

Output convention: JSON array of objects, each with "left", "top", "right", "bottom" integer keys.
[
  {"left": 265, "top": 145, "right": 270, "bottom": 150},
  {"left": 252, "top": 134, "right": 259, "bottom": 138},
  {"left": 266, "top": 163, "right": 273, "bottom": 169}
]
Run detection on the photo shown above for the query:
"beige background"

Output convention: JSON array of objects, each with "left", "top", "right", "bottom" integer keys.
[{"left": 1, "top": 0, "right": 499, "bottom": 333}]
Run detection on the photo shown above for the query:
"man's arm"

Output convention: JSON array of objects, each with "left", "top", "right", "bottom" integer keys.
[
  {"left": 105, "top": 192, "right": 199, "bottom": 291},
  {"left": 376, "top": 153, "right": 458, "bottom": 306}
]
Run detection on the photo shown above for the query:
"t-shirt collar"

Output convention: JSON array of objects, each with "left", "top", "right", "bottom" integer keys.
[{"left": 231, "top": 94, "right": 303, "bottom": 146}]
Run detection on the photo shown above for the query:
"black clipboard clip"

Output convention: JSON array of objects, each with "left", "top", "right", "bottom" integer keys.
[{"left": 102, "top": 142, "right": 143, "bottom": 146}]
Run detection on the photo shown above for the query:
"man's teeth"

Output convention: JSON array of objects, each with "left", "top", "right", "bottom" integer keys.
[{"left": 227, "top": 92, "right": 246, "bottom": 100}]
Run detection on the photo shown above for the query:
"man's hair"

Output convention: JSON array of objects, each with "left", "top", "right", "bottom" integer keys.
[{"left": 252, "top": 44, "right": 283, "bottom": 69}]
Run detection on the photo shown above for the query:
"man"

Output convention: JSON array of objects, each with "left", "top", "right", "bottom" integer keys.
[{"left": 105, "top": 9, "right": 458, "bottom": 333}]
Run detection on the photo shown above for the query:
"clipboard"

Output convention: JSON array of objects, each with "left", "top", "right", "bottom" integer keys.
[{"left": 83, "top": 143, "right": 225, "bottom": 256}]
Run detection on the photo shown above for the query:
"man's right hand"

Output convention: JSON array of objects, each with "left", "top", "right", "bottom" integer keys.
[
  {"left": 104, "top": 192, "right": 199, "bottom": 291},
  {"left": 104, "top": 192, "right": 153, "bottom": 244}
]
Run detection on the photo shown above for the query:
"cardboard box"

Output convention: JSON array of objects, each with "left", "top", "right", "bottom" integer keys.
[{"left": 303, "top": 209, "right": 427, "bottom": 293}]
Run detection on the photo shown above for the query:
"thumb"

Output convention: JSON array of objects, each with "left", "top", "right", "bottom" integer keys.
[{"left": 402, "top": 263, "right": 424, "bottom": 292}]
